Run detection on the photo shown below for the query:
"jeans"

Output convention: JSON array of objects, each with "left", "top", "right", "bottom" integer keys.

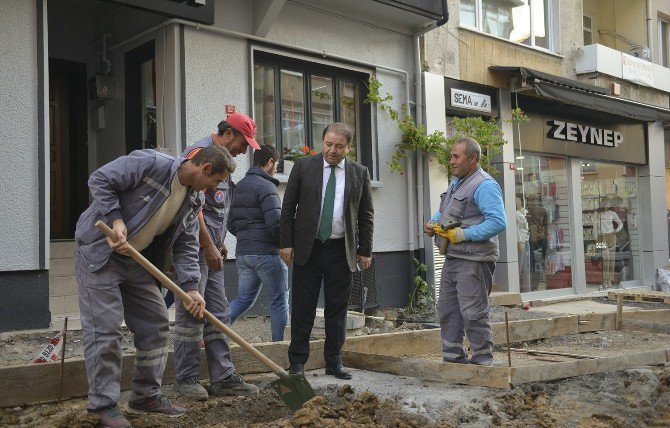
[{"left": 230, "top": 255, "right": 289, "bottom": 341}]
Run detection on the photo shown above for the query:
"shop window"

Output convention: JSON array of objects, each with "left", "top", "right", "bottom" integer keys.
[
  {"left": 659, "top": 17, "right": 670, "bottom": 68},
  {"left": 581, "top": 162, "right": 640, "bottom": 291},
  {"left": 459, "top": 0, "right": 556, "bottom": 51},
  {"left": 253, "top": 51, "right": 372, "bottom": 173},
  {"left": 515, "top": 155, "right": 571, "bottom": 293},
  {"left": 583, "top": 14, "right": 593, "bottom": 45}
]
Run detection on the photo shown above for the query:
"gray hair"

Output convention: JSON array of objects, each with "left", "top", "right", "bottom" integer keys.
[
  {"left": 455, "top": 137, "right": 481, "bottom": 161},
  {"left": 323, "top": 122, "right": 354, "bottom": 144},
  {"left": 190, "top": 144, "right": 236, "bottom": 175}
]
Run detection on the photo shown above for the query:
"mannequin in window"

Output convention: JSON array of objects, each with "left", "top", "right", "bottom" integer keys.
[
  {"left": 516, "top": 197, "right": 531, "bottom": 292},
  {"left": 525, "top": 172, "right": 541, "bottom": 196},
  {"left": 597, "top": 202, "right": 623, "bottom": 290},
  {"left": 527, "top": 195, "right": 549, "bottom": 285}
]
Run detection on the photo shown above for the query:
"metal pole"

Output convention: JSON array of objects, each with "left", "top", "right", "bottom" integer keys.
[{"left": 57, "top": 317, "right": 68, "bottom": 402}]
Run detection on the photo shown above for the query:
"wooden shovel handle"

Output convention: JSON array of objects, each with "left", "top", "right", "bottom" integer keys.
[{"left": 95, "top": 220, "right": 288, "bottom": 377}]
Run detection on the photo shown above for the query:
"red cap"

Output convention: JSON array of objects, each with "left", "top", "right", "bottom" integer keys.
[{"left": 226, "top": 112, "right": 260, "bottom": 150}]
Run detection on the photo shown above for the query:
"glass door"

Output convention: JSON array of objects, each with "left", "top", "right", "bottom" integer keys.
[
  {"left": 581, "top": 162, "right": 640, "bottom": 291},
  {"left": 515, "top": 154, "right": 572, "bottom": 292}
]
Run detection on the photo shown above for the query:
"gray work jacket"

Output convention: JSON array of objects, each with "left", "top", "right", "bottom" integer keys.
[{"left": 74, "top": 149, "right": 203, "bottom": 292}]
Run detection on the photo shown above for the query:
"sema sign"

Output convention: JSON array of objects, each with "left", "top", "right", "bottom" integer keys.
[
  {"left": 546, "top": 120, "right": 623, "bottom": 148},
  {"left": 450, "top": 88, "right": 491, "bottom": 113}
]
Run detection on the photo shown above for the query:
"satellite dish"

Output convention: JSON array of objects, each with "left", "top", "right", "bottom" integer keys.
[{"left": 627, "top": 45, "right": 651, "bottom": 61}]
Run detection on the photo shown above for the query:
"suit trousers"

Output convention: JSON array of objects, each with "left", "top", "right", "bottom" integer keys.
[{"left": 288, "top": 239, "right": 353, "bottom": 367}]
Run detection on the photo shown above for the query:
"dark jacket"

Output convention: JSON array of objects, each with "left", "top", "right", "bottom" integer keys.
[
  {"left": 74, "top": 149, "right": 203, "bottom": 291},
  {"left": 227, "top": 166, "right": 281, "bottom": 255},
  {"left": 280, "top": 154, "right": 374, "bottom": 272}
]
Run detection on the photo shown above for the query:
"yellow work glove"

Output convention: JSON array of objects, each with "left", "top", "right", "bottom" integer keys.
[{"left": 445, "top": 227, "right": 465, "bottom": 244}]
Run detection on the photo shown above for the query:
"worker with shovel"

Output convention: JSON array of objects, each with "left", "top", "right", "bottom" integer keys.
[
  {"left": 424, "top": 137, "right": 506, "bottom": 366},
  {"left": 74, "top": 145, "right": 236, "bottom": 427},
  {"left": 171, "top": 113, "right": 261, "bottom": 401}
]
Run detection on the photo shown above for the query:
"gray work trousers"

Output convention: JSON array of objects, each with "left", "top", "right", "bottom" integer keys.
[
  {"left": 173, "top": 251, "right": 233, "bottom": 382},
  {"left": 76, "top": 251, "right": 169, "bottom": 411},
  {"left": 437, "top": 257, "right": 495, "bottom": 365}
]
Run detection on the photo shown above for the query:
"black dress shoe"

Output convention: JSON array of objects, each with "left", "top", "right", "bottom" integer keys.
[
  {"left": 288, "top": 363, "right": 304, "bottom": 375},
  {"left": 325, "top": 365, "right": 352, "bottom": 380}
]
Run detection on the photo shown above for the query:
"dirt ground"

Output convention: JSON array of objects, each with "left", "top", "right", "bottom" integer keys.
[
  {"left": 4, "top": 306, "right": 670, "bottom": 426},
  {"left": 3, "top": 363, "right": 670, "bottom": 427}
]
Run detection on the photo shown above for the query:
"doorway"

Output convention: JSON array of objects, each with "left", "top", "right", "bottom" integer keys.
[{"left": 49, "top": 58, "right": 88, "bottom": 239}]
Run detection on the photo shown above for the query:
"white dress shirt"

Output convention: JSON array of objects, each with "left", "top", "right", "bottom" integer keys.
[{"left": 320, "top": 158, "right": 346, "bottom": 239}]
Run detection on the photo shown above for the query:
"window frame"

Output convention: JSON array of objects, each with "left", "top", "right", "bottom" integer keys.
[
  {"left": 659, "top": 17, "right": 670, "bottom": 68},
  {"left": 583, "top": 13, "right": 593, "bottom": 46},
  {"left": 251, "top": 48, "right": 374, "bottom": 176},
  {"left": 459, "top": 0, "right": 558, "bottom": 53}
]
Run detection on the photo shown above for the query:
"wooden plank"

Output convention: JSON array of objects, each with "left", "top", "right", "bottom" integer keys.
[
  {"left": 345, "top": 329, "right": 441, "bottom": 355},
  {"left": 578, "top": 313, "right": 616, "bottom": 332},
  {"left": 608, "top": 290, "right": 670, "bottom": 304},
  {"left": 345, "top": 316, "right": 579, "bottom": 357},
  {"left": 621, "top": 320, "right": 670, "bottom": 335},
  {"left": 511, "top": 349, "right": 670, "bottom": 386},
  {"left": 489, "top": 292, "right": 523, "bottom": 307},
  {"left": 494, "top": 316, "right": 579, "bottom": 343},
  {"left": 0, "top": 340, "right": 326, "bottom": 408},
  {"left": 623, "top": 309, "right": 670, "bottom": 323},
  {"left": 343, "top": 350, "right": 511, "bottom": 389}
]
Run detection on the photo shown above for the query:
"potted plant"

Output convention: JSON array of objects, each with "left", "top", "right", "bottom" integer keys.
[{"left": 282, "top": 145, "right": 316, "bottom": 175}]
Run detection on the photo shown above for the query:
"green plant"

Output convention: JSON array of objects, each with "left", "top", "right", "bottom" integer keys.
[
  {"left": 365, "top": 76, "right": 520, "bottom": 176},
  {"left": 406, "top": 258, "right": 434, "bottom": 314}
]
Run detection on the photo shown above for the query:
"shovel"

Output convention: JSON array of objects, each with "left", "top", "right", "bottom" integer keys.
[{"left": 95, "top": 221, "right": 315, "bottom": 410}]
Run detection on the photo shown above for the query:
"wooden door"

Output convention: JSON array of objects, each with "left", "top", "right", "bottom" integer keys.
[
  {"left": 49, "top": 75, "right": 70, "bottom": 238},
  {"left": 49, "top": 58, "right": 88, "bottom": 239}
]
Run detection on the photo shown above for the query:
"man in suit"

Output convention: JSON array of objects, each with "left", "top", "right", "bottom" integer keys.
[{"left": 280, "top": 122, "right": 374, "bottom": 380}]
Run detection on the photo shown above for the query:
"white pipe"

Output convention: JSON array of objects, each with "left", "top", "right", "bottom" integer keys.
[
  {"left": 414, "top": 34, "right": 424, "bottom": 251},
  {"left": 646, "top": 0, "right": 653, "bottom": 59}
]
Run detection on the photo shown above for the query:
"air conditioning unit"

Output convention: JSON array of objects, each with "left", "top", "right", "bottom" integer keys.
[{"left": 627, "top": 45, "right": 651, "bottom": 61}]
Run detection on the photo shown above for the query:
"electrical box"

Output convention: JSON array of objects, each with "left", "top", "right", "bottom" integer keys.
[{"left": 89, "top": 75, "right": 115, "bottom": 100}]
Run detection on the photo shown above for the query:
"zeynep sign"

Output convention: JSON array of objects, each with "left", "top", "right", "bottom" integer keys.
[
  {"left": 546, "top": 120, "right": 623, "bottom": 148},
  {"left": 450, "top": 88, "right": 491, "bottom": 113}
]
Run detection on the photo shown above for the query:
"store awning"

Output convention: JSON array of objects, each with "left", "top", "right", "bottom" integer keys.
[{"left": 489, "top": 66, "right": 670, "bottom": 123}]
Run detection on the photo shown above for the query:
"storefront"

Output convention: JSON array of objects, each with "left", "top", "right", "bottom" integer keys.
[
  {"left": 424, "top": 68, "right": 670, "bottom": 298},
  {"left": 513, "top": 94, "right": 645, "bottom": 295}
]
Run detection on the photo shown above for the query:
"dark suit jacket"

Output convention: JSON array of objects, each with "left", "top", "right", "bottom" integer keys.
[{"left": 280, "top": 153, "right": 374, "bottom": 272}]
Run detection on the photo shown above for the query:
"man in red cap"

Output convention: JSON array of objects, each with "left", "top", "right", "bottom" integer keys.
[{"left": 171, "top": 113, "right": 261, "bottom": 401}]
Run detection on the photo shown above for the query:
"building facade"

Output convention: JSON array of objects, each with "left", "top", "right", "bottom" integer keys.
[
  {"left": 0, "top": 0, "right": 447, "bottom": 331},
  {"left": 422, "top": 0, "right": 670, "bottom": 299}
]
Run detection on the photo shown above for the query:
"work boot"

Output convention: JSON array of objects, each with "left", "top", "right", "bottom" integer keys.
[
  {"left": 289, "top": 363, "right": 305, "bottom": 375},
  {"left": 90, "top": 404, "right": 132, "bottom": 428},
  {"left": 127, "top": 395, "right": 186, "bottom": 417},
  {"left": 175, "top": 376, "right": 209, "bottom": 401},
  {"left": 209, "top": 373, "right": 259, "bottom": 396}
]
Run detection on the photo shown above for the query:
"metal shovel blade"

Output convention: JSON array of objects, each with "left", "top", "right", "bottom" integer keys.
[{"left": 269, "top": 374, "right": 316, "bottom": 410}]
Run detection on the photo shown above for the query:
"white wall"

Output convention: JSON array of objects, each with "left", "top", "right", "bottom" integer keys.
[
  {"left": 183, "top": 0, "right": 416, "bottom": 256},
  {"left": 0, "top": 0, "right": 40, "bottom": 271}
]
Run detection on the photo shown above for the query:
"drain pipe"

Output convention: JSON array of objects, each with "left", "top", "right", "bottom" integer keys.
[
  {"left": 646, "top": 0, "right": 653, "bottom": 59},
  {"left": 412, "top": 0, "right": 449, "bottom": 255}
]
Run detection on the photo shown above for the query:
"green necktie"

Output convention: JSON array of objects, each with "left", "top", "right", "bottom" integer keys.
[{"left": 318, "top": 165, "right": 337, "bottom": 241}]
